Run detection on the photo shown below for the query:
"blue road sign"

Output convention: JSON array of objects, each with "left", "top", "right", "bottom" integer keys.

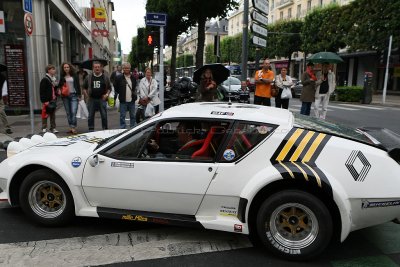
[
  {"left": 146, "top": 13, "right": 167, "bottom": 27},
  {"left": 23, "top": 0, "right": 33, "bottom": 13}
]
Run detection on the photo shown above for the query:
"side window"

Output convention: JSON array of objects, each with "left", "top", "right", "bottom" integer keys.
[
  {"left": 142, "top": 120, "right": 229, "bottom": 161},
  {"left": 103, "top": 125, "right": 155, "bottom": 159},
  {"left": 220, "top": 122, "right": 274, "bottom": 162}
]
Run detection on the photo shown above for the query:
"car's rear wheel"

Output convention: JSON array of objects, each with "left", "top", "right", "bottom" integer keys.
[
  {"left": 256, "top": 190, "right": 332, "bottom": 260},
  {"left": 19, "top": 169, "right": 74, "bottom": 226}
]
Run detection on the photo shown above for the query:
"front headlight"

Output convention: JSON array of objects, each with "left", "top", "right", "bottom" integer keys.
[{"left": 0, "top": 178, "right": 7, "bottom": 191}]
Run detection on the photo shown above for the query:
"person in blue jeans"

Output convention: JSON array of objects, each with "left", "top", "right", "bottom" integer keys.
[
  {"left": 59, "top": 62, "right": 81, "bottom": 134},
  {"left": 114, "top": 62, "right": 137, "bottom": 129},
  {"left": 83, "top": 61, "right": 111, "bottom": 132}
]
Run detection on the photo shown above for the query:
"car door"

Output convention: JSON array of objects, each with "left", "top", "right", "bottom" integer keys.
[{"left": 81, "top": 119, "right": 228, "bottom": 215}]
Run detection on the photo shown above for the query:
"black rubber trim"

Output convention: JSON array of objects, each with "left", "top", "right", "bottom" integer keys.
[
  {"left": 97, "top": 207, "right": 204, "bottom": 228},
  {"left": 237, "top": 197, "right": 248, "bottom": 223}
]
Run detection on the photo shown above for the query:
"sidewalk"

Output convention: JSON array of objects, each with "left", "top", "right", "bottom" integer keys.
[
  {"left": 1, "top": 94, "right": 400, "bottom": 145},
  {"left": 0, "top": 103, "right": 123, "bottom": 146}
]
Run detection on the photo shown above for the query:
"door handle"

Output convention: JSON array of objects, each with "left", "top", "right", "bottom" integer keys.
[{"left": 98, "top": 157, "right": 105, "bottom": 163}]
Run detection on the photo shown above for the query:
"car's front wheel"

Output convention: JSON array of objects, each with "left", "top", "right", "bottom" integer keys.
[
  {"left": 19, "top": 169, "right": 74, "bottom": 226},
  {"left": 256, "top": 190, "right": 332, "bottom": 261}
]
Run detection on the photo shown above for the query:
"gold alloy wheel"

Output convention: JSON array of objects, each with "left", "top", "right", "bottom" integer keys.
[
  {"left": 28, "top": 180, "right": 66, "bottom": 218},
  {"left": 267, "top": 203, "right": 319, "bottom": 249}
]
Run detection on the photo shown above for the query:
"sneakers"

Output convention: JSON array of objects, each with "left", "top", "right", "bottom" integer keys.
[
  {"left": 5, "top": 129, "right": 12, "bottom": 134},
  {"left": 51, "top": 129, "right": 59, "bottom": 134},
  {"left": 42, "top": 129, "right": 47, "bottom": 133}
]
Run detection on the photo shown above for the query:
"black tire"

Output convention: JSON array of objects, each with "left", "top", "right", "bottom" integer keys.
[
  {"left": 19, "top": 169, "right": 75, "bottom": 226},
  {"left": 256, "top": 190, "right": 332, "bottom": 261}
]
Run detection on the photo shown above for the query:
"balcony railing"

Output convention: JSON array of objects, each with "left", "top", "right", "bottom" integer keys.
[{"left": 277, "top": 0, "right": 294, "bottom": 9}]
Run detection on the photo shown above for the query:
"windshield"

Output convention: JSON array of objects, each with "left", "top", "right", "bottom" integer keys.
[{"left": 294, "top": 113, "right": 373, "bottom": 144}]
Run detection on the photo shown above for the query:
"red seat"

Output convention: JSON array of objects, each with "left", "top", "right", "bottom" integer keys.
[{"left": 191, "top": 127, "right": 224, "bottom": 159}]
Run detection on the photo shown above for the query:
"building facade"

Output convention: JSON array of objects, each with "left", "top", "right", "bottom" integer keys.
[{"left": 0, "top": 0, "right": 119, "bottom": 113}]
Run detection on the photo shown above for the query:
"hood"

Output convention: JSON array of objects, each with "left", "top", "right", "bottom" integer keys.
[{"left": 6, "top": 130, "right": 125, "bottom": 158}]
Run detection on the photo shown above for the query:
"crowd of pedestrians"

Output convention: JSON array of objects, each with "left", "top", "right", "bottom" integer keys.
[{"left": 0, "top": 56, "right": 338, "bottom": 136}]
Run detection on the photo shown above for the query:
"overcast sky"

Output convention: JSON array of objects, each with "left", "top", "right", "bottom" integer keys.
[{"left": 113, "top": 0, "right": 147, "bottom": 54}]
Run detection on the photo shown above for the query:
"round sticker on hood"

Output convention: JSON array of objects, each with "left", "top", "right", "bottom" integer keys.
[
  {"left": 223, "top": 149, "right": 235, "bottom": 161},
  {"left": 71, "top": 157, "right": 82, "bottom": 168}
]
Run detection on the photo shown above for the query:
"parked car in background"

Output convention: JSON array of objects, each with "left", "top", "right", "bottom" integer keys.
[
  {"left": 291, "top": 78, "right": 303, "bottom": 98},
  {"left": 217, "top": 76, "right": 241, "bottom": 100}
]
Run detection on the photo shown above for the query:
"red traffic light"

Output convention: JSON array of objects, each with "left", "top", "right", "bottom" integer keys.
[{"left": 147, "top": 34, "right": 154, "bottom": 46}]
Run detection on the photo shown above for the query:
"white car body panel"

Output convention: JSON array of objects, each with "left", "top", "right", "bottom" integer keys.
[{"left": 0, "top": 102, "right": 399, "bottom": 249}]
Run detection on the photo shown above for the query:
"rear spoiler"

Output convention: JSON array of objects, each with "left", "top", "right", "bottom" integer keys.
[{"left": 358, "top": 127, "right": 400, "bottom": 163}]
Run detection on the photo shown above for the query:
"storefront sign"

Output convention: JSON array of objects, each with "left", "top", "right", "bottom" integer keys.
[
  {"left": 92, "top": 7, "right": 106, "bottom": 22},
  {"left": 4, "top": 45, "right": 28, "bottom": 106},
  {"left": 0, "top": 11, "right": 5, "bottom": 33}
]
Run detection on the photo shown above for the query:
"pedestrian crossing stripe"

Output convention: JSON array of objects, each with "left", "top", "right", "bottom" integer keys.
[{"left": 270, "top": 128, "right": 332, "bottom": 196}]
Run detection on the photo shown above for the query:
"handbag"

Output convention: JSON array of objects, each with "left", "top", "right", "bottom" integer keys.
[
  {"left": 76, "top": 99, "right": 88, "bottom": 119},
  {"left": 61, "top": 83, "right": 70, "bottom": 97},
  {"left": 46, "top": 100, "right": 57, "bottom": 113},
  {"left": 271, "top": 84, "right": 279, "bottom": 98},
  {"left": 138, "top": 97, "right": 148, "bottom": 106},
  {"left": 281, "top": 86, "right": 293, "bottom": 99}
]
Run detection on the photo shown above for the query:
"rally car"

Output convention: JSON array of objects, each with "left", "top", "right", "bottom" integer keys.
[{"left": 1, "top": 102, "right": 400, "bottom": 261}]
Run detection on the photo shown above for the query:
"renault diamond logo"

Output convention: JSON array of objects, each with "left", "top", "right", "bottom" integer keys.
[{"left": 346, "top": 150, "right": 371, "bottom": 182}]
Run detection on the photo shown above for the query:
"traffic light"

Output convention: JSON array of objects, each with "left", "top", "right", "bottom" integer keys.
[{"left": 146, "top": 32, "right": 159, "bottom": 47}]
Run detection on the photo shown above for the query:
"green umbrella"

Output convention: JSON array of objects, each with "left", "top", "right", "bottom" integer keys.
[{"left": 308, "top": 52, "right": 344, "bottom": 64}]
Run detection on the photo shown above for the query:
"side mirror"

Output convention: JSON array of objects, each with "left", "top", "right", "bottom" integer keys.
[{"left": 88, "top": 154, "right": 99, "bottom": 167}]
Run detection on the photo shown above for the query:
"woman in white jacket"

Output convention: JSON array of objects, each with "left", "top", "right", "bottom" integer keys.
[
  {"left": 314, "top": 63, "right": 336, "bottom": 120},
  {"left": 137, "top": 68, "right": 161, "bottom": 122}
]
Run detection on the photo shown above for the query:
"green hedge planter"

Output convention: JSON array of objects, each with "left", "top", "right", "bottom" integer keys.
[{"left": 334, "top": 86, "right": 363, "bottom": 102}]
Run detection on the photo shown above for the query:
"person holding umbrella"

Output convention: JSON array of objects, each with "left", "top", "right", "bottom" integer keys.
[
  {"left": 198, "top": 68, "right": 217, "bottom": 102},
  {"left": 314, "top": 63, "right": 336, "bottom": 120},
  {"left": 300, "top": 62, "right": 319, "bottom": 116},
  {"left": 193, "top": 64, "right": 230, "bottom": 102}
]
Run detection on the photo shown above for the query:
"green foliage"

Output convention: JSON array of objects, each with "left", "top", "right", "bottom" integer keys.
[
  {"left": 181, "top": 0, "right": 238, "bottom": 67},
  {"left": 301, "top": 4, "right": 347, "bottom": 53},
  {"left": 176, "top": 54, "right": 194, "bottom": 67},
  {"left": 205, "top": 44, "right": 217, "bottom": 64},
  {"left": 127, "top": 36, "right": 138, "bottom": 68},
  {"left": 344, "top": 0, "right": 400, "bottom": 52},
  {"left": 336, "top": 86, "right": 363, "bottom": 102}
]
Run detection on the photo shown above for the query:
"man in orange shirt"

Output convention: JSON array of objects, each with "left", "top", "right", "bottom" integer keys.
[{"left": 254, "top": 59, "right": 275, "bottom": 106}]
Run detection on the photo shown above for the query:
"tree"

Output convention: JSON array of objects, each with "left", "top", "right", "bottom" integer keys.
[
  {"left": 265, "top": 20, "right": 303, "bottom": 74},
  {"left": 182, "top": 0, "right": 238, "bottom": 68},
  {"left": 301, "top": 4, "right": 347, "bottom": 54},
  {"left": 344, "top": 0, "right": 400, "bottom": 52},
  {"left": 146, "top": 0, "right": 195, "bottom": 84},
  {"left": 128, "top": 36, "right": 138, "bottom": 68}
]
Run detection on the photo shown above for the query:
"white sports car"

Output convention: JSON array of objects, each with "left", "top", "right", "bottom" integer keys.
[{"left": 1, "top": 102, "right": 400, "bottom": 261}]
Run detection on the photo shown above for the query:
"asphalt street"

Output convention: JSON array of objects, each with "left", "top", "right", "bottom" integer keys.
[{"left": 1, "top": 99, "right": 400, "bottom": 266}]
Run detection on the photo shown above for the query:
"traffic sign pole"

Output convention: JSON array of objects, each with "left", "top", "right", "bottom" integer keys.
[
  {"left": 241, "top": 0, "right": 249, "bottom": 81},
  {"left": 159, "top": 26, "right": 164, "bottom": 112}
]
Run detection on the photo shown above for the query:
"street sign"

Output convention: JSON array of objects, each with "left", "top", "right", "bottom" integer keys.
[
  {"left": 23, "top": 0, "right": 33, "bottom": 14},
  {"left": 146, "top": 13, "right": 167, "bottom": 27},
  {"left": 24, "top": 13, "right": 33, "bottom": 36},
  {"left": 251, "top": 23, "right": 268, "bottom": 38},
  {"left": 251, "top": 10, "right": 268, "bottom": 25},
  {"left": 252, "top": 0, "right": 269, "bottom": 15},
  {"left": 252, "top": 36, "right": 267, "bottom": 47}
]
